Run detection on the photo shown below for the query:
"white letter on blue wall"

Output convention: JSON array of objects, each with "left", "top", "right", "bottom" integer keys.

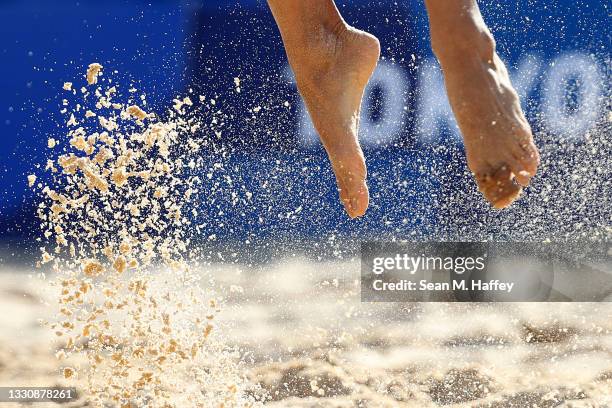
[{"left": 542, "top": 52, "right": 603, "bottom": 140}]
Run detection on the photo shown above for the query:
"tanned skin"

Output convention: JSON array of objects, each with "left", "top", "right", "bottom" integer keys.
[{"left": 268, "top": 0, "right": 540, "bottom": 217}]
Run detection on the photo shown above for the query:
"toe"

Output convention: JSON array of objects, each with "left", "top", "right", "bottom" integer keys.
[
  {"left": 515, "top": 134, "right": 540, "bottom": 176},
  {"left": 514, "top": 170, "right": 532, "bottom": 187},
  {"left": 329, "top": 151, "right": 369, "bottom": 218},
  {"left": 507, "top": 133, "right": 540, "bottom": 187},
  {"left": 338, "top": 179, "right": 369, "bottom": 218},
  {"left": 511, "top": 148, "right": 539, "bottom": 187},
  {"left": 475, "top": 165, "right": 522, "bottom": 209},
  {"left": 506, "top": 155, "right": 532, "bottom": 187},
  {"left": 518, "top": 146, "right": 540, "bottom": 176}
]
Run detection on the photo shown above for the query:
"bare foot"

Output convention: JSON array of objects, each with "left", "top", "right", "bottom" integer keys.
[
  {"left": 434, "top": 33, "right": 540, "bottom": 208},
  {"left": 286, "top": 25, "right": 380, "bottom": 218}
]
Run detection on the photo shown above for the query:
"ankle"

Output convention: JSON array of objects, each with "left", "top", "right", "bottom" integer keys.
[
  {"left": 430, "top": 17, "right": 496, "bottom": 64},
  {"left": 284, "top": 20, "right": 349, "bottom": 65}
]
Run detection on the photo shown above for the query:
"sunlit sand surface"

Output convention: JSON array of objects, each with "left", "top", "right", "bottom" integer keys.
[{"left": 1, "top": 258, "right": 611, "bottom": 407}]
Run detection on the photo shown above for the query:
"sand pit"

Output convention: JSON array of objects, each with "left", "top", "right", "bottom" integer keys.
[{"left": 0, "top": 259, "right": 611, "bottom": 407}]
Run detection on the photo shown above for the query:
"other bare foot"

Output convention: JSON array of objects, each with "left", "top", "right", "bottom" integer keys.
[
  {"left": 433, "top": 31, "right": 540, "bottom": 208},
  {"left": 286, "top": 24, "right": 380, "bottom": 218}
]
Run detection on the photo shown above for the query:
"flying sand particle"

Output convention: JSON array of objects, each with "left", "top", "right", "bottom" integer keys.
[
  {"left": 35, "top": 64, "right": 253, "bottom": 407},
  {"left": 86, "top": 63, "right": 103, "bottom": 85}
]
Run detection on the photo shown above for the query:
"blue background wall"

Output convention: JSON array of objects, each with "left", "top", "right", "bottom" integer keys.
[{"left": 0, "top": 0, "right": 609, "bottom": 246}]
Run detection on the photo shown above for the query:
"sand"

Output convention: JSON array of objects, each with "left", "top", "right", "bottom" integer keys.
[
  {"left": 26, "top": 65, "right": 253, "bottom": 407},
  {"left": 0, "top": 259, "right": 611, "bottom": 407},
  {"left": 8, "top": 61, "right": 610, "bottom": 407}
]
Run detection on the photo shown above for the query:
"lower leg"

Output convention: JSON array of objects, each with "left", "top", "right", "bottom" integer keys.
[
  {"left": 267, "top": 1, "right": 344, "bottom": 56},
  {"left": 268, "top": 0, "right": 380, "bottom": 218},
  {"left": 425, "top": 0, "right": 540, "bottom": 208}
]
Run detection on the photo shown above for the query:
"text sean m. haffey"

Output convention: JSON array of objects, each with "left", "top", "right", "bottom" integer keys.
[{"left": 372, "top": 279, "right": 515, "bottom": 293}]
